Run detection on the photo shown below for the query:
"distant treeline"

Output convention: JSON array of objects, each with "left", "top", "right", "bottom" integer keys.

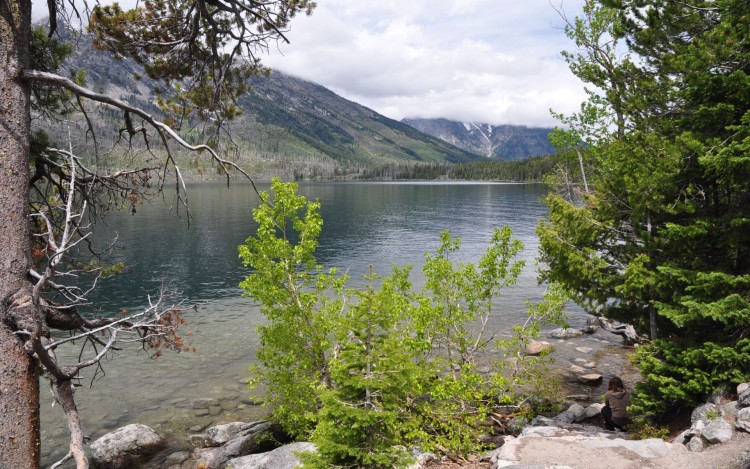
[{"left": 356, "top": 154, "right": 566, "bottom": 182}]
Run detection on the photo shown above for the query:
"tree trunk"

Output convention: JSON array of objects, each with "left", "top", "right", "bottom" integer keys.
[{"left": 0, "top": 0, "right": 41, "bottom": 467}]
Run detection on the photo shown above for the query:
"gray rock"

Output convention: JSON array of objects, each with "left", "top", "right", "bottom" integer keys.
[
  {"left": 578, "top": 374, "right": 603, "bottom": 385},
  {"left": 225, "top": 442, "right": 315, "bottom": 469},
  {"left": 203, "top": 422, "right": 246, "bottom": 447},
  {"left": 722, "top": 401, "right": 740, "bottom": 418},
  {"left": 549, "top": 328, "right": 584, "bottom": 339},
  {"left": 575, "top": 347, "right": 593, "bottom": 354},
  {"left": 686, "top": 435, "right": 706, "bottom": 452},
  {"left": 569, "top": 365, "right": 586, "bottom": 375},
  {"left": 193, "top": 421, "right": 286, "bottom": 468},
  {"left": 691, "top": 402, "right": 719, "bottom": 425},
  {"left": 192, "top": 398, "right": 221, "bottom": 409},
  {"left": 739, "top": 383, "right": 750, "bottom": 407},
  {"left": 702, "top": 418, "right": 734, "bottom": 444},
  {"left": 584, "top": 403, "right": 604, "bottom": 419},
  {"left": 554, "top": 404, "right": 586, "bottom": 424},
  {"left": 736, "top": 407, "right": 750, "bottom": 432},
  {"left": 90, "top": 424, "right": 166, "bottom": 469},
  {"left": 525, "top": 341, "right": 554, "bottom": 356}
]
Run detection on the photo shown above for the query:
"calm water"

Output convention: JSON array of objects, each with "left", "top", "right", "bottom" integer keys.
[{"left": 40, "top": 181, "right": 601, "bottom": 465}]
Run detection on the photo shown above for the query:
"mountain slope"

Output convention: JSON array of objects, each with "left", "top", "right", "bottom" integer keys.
[
  {"left": 51, "top": 31, "right": 480, "bottom": 172},
  {"left": 401, "top": 117, "right": 556, "bottom": 160}
]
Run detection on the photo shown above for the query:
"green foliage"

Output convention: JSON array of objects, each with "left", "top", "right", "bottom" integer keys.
[
  {"left": 542, "top": 0, "right": 750, "bottom": 420},
  {"left": 240, "top": 180, "right": 570, "bottom": 464},
  {"left": 239, "top": 178, "right": 347, "bottom": 436}
]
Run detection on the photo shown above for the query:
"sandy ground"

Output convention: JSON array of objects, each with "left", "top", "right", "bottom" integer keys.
[{"left": 427, "top": 431, "right": 750, "bottom": 469}]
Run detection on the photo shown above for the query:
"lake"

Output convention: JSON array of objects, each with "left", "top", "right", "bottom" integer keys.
[{"left": 40, "top": 181, "right": 611, "bottom": 465}]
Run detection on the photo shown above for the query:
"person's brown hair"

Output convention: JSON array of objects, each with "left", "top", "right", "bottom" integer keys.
[{"left": 608, "top": 376, "right": 624, "bottom": 392}]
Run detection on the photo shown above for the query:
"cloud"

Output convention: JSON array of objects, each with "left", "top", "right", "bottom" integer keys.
[{"left": 264, "top": 0, "right": 588, "bottom": 127}]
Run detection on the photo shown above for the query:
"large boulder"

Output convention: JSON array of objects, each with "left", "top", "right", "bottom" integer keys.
[
  {"left": 193, "top": 421, "right": 287, "bottom": 469},
  {"left": 691, "top": 403, "right": 719, "bottom": 426},
  {"left": 90, "top": 424, "right": 166, "bottom": 469},
  {"left": 702, "top": 418, "right": 734, "bottom": 444},
  {"left": 738, "top": 382, "right": 750, "bottom": 407},
  {"left": 225, "top": 442, "right": 316, "bottom": 469},
  {"left": 736, "top": 407, "right": 750, "bottom": 432}
]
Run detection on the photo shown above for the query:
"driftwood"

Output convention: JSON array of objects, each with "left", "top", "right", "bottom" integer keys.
[{"left": 597, "top": 317, "right": 643, "bottom": 345}]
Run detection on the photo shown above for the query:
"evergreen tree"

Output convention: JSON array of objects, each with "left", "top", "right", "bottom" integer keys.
[{"left": 540, "top": 0, "right": 750, "bottom": 416}]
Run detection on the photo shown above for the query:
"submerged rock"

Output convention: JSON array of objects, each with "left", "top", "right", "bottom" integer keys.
[{"left": 90, "top": 424, "right": 166, "bottom": 469}]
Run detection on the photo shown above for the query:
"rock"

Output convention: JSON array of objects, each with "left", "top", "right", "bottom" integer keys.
[
  {"left": 566, "top": 394, "right": 590, "bottom": 402},
  {"left": 575, "top": 347, "right": 593, "bottom": 354},
  {"left": 722, "top": 401, "right": 740, "bottom": 418},
  {"left": 691, "top": 403, "right": 719, "bottom": 425},
  {"left": 525, "top": 341, "right": 554, "bottom": 356},
  {"left": 737, "top": 407, "right": 750, "bottom": 432},
  {"left": 549, "top": 328, "right": 584, "bottom": 339},
  {"left": 163, "top": 451, "right": 190, "bottom": 466},
  {"left": 584, "top": 403, "right": 604, "bottom": 419},
  {"left": 192, "top": 398, "right": 220, "bottom": 409},
  {"left": 580, "top": 316, "right": 601, "bottom": 334},
  {"left": 686, "top": 435, "right": 706, "bottom": 452},
  {"left": 506, "top": 416, "right": 531, "bottom": 436},
  {"left": 578, "top": 374, "right": 603, "bottom": 385},
  {"left": 193, "top": 421, "right": 287, "bottom": 468},
  {"left": 203, "top": 422, "right": 246, "bottom": 447},
  {"left": 579, "top": 438, "right": 671, "bottom": 459},
  {"left": 702, "top": 418, "right": 734, "bottom": 444},
  {"left": 554, "top": 404, "right": 587, "bottom": 424},
  {"left": 90, "top": 424, "right": 166, "bottom": 469},
  {"left": 225, "top": 442, "right": 315, "bottom": 469},
  {"left": 208, "top": 405, "right": 223, "bottom": 416},
  {"left": 568, "top": 365, "right": 586, "bottom": 375},
  {"left": 739, "top": 383, "right": 750, "bottom": 407}
]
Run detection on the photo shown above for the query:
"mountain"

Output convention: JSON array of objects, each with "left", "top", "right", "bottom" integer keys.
[
  {"left": 47, "top": 32, "right": 481, "bottom": 179},
  {"left": 401, "top": 118, "right": 556, "bottom": 160}
]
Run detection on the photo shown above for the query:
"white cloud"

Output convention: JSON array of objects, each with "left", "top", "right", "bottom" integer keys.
[
  {"left": 32, "top": 0, "right": 588, "bottom": 127},
  {"left": 264, "top": 0, "right": 588, "bottom": 127}
]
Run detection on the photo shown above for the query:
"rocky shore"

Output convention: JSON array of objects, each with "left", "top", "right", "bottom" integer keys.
[{"left": 77, "top": 320, "right": 750, "bottom": 468}]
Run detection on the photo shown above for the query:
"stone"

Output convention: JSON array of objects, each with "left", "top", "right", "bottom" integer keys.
[
  {"left": 163, "top": 451, "right": 190, "bottom": 467},
  {"left": 208, "top": 405, "right": 222, "bottom": 416},
  {"left": 584, "top": 403, "right": 604, "bottom": 419},
  {"left": 691, "top": 403, "right": 719, "bottom": 426},
  {"left": 736, "top": 407, "right": 750, "bottom": 432},
  {"left": 686, "top": 435, "right": 706, "bottom": 452},
  {"left": 739, "top": 383, "right": 750, "bottom": 407},
  {"left": 549, "top": 328, "right": 584, "bottom": 339},
  {"left": 722, "top": 401, "right": 740, "bottom": 418},
  {"left": 702, "top": 418, "right": 734, "bottom": 444},
  {"left": 193, "top": 421, "right": 287, "bottom": 468},
  {"left": 569, "top": 365, "right": 586, "bottom": 375},
  {"left": 90, "top": 424, "right": 166, "bottom": 469},
  {"left": 203, "top": 422, "right": 246, "bottom": 447},
  {"left": 566, "top": 394, "right": 590, "bottom": 401},
  {"left": 575, "top": 347, "right": 593, "bottom": 354},
  {"left": 525, "top": 341, "right": 554, "bottom": 356},
  {"left": 192, "top": 398, "right": 220, "bottom": 409},
  {"left": 225, "top": 442, "right": 315, "bottom": 469},
  {"left": 579, "top": 438, "right": 671, "bottom": 459},
  {"left": 554, "top": 404, "right": 587, "bottom": 424},
  {"left": 578, "top": 374, "right": 603, "bottom": 385}
]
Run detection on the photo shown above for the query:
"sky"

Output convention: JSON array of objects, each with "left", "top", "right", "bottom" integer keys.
[
  {"left": 32, "top": 0, "right": 588, "bottom": 128},
  {"left": 261, "top": 1, "right": 587, "bottom": 127}
]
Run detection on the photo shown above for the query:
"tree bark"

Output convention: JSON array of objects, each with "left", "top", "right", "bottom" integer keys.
[{"left": 0, "top": 0, "right": 41, "bottom": 467}]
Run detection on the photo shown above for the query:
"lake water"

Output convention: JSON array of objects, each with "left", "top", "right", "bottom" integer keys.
[{"left": 39, "top": 181, "right": 620, "bottom": 465}]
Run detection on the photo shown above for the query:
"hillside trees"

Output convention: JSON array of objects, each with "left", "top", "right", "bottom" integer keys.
[
  {"left": 0, "top": 1, "right": 313, "bottom": 467},
  {"left": 539, "top": 0, "right": 750, "bottom": 417}
]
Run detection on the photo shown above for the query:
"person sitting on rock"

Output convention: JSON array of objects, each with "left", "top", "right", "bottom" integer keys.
[{"left": 601, "top": 376, "right": 630, "bottom": 431}]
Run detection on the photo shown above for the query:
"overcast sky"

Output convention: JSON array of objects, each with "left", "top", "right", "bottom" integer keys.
[
  {"left": 261, "top": 1, "right": 587, "bottom": 127},
  {"left": 33, "top": 1, "right": 587, "bottom": 128}
]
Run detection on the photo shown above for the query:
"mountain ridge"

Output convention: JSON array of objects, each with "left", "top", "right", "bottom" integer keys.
[{"left": 401, "top": 117, "right": 556, "bottom": 160}]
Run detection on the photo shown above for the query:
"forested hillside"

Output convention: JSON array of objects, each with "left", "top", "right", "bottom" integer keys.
[{"left": 38, "top": 27, "right": 482, "bottom": 180}]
